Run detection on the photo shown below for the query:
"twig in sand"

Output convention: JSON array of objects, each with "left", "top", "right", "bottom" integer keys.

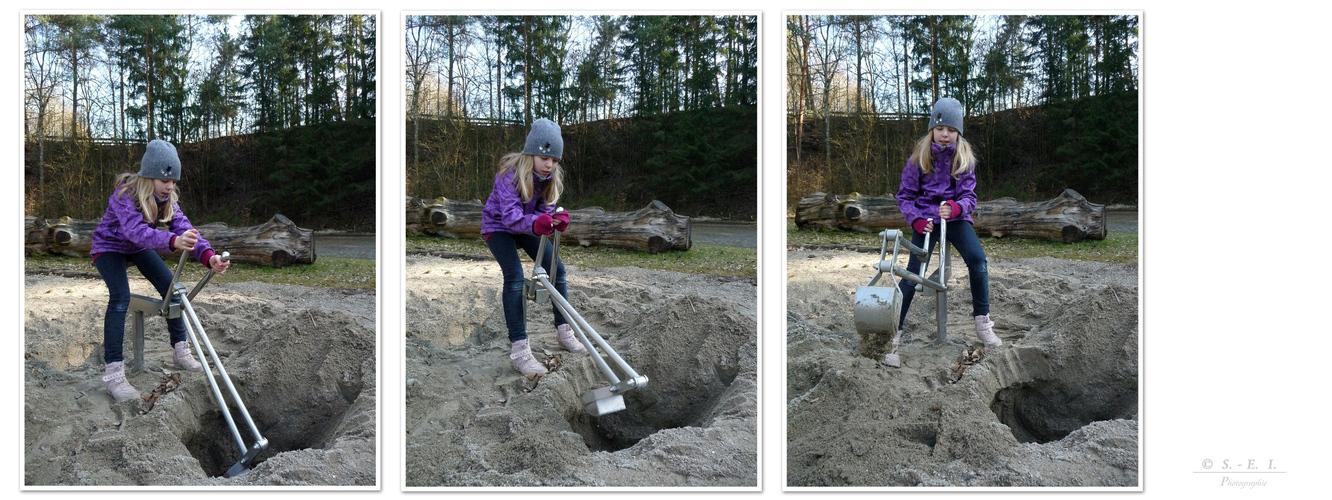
[
  {"left": 308, "top": 310, "right": 317, "bottom": 327},
  {"left": 687, "top": 297, "right": 696, "bottom": 313},
  {"left": 1111, "top": 287, "right": 1121, "bottom": 304}
]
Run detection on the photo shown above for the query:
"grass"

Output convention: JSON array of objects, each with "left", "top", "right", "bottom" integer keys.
[
  {"left": 786, "top": 220, "right": 1138, "bottom": 265},
  {"left": 407, "top": 234, "right": 757, "bottom": 279},
  {"left": 24, "top": 254, "right": 376, "bottom": 289}
]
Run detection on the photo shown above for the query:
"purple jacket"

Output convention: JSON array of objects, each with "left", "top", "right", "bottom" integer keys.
[
  {"left": 897, "top": 143, "right": 978, "bottom": 225},
  {"left": 90, "top": 187, "right": 214, "bottom": 265},
  {"left": 480, "top": 170, "right": 554, "bottom": 235}
]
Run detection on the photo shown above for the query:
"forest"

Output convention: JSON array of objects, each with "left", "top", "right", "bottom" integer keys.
[
  {"left": 406, "top": 15, "right": 759, "bottom": 219},
  {"left": 23, "top": 14, "right": 377, "bottom": 231},
  {"left": 788, "top": 15, "right": 1140, "bottom": 208}
]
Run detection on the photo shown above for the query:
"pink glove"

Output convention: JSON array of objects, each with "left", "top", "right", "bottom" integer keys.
[
  {"left": 943, "top": 200, "right": 960, "bottom": 220},
  {"left": 552, "top": 212, "right": 570, "bottom": 232},
  {"left": 912, "top": 219, "right": 932, "bottom": 233},
  {"left": 533, "top": 213, "right": 555, "bottom": 235}
]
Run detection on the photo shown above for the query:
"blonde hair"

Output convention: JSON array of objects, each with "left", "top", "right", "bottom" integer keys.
[
  {"left": 113, "top": 173, "right": 177, "bottom": 224},
  {"left": 909, "top": 129, "right": 977, "bottom": 178},
  {"left": 498, "top": 152, "right": 563, "bottom": 206}
]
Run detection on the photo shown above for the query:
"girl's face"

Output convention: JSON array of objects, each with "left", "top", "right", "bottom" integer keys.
[
  {"left": 534, "top": 155, "right": 557, "bottom": 177},
  {"left": 932, "top": 126, "right": 958, "bottom": 147},
  {"left": 153, "top": 178, "right": 176, "bottom": 199}
]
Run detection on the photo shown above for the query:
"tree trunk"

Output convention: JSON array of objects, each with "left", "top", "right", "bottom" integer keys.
[
  {"left": 407, "top": 197, "right": 692, "bottom": 253},
  {"left": 26, "top": 214, "right": 315, "bottom": 267},
  {"left": 794, "top": 189, "right": 1107, "bottom": 243}
]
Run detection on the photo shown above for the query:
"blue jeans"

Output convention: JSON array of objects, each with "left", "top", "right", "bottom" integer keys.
[
  {"left": 486, "top": 232, "right": 568, "bottom": 343},
  {"left": 897, "top": 220, "right": 990, "bottom": 327},
  {"left": 94, "top": 249, "right": 187, "bottom": 364}
]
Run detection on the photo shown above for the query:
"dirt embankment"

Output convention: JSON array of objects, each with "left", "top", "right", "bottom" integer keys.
[
  {"left": 404, "top": 256, "right": 758, "bottom": 486},
  {"left": 787, "top": 248, "right": 1138, "bottom": 487}
]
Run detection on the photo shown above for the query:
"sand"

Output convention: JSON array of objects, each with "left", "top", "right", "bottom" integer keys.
[
  {"left": 786, "top": 247, "right": 1138, "bottom": 487},
  {"left": 404, "top": 255, "right": 758, "bottom": 486},
  {"left": 23, "top": 273, "right": 376, "bottom": 486}
]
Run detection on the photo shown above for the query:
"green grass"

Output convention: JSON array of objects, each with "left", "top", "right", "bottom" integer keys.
[
  {"left": 24, "top": 254, "right": 376, "bottom": 289},
  {"left": 786, "top": 220, "right": 1137, "bottom": 264},
  {"left": 408, "top": 234, "right": 757, "bottom": 279}
]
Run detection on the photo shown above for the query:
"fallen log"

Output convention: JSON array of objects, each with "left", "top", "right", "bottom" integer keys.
[
  {"left": 795, "top": 189, "right": 1106, "bottom": 243},
  {"left": 25, "top": 214, "right": 315, "bottom": 267},
  {"left": 407, "top": 197, "right": 692, "bottom": 253}
]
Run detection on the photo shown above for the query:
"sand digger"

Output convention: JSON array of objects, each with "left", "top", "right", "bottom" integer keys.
[
  {"left": 525, "top": 209, "right": 649, "bottom": 416},
  {"left": 126, "top": 249, "right": 268, "bottom": 478},
  {"left": 854, "top": 202, "right": 953, "bottom": 367}
]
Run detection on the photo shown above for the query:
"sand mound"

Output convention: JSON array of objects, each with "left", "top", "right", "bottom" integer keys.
[
  {"left": 787, "top": 249, "right": 1138, "bottom": 486},
  {"left": 23, "top": 276, "right": 375, "bottom": 486},
  {"left": 404, "top": 257, "right": 757, "bottom": 486}
]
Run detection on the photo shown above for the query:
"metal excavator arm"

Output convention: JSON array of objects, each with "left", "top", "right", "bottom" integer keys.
[
  {"left": 525, "top": 208, "right": 649, "bottom": 416},
  {"left": 854, "top": 201, "right": 953, "bottom": 346},
  {"left": 128, "top": 250, "right": 268, "bottom": 477}
]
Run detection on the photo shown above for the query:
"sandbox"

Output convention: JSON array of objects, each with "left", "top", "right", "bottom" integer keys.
[
  {"left": 404, "top": 257, "right": 757, "bottom": 486},
  {"left": 787, "top": 249, "right": 1138, "bottom": 487},
  {"left": 23, "top": 276, "right": 376, "bottom": 486}
]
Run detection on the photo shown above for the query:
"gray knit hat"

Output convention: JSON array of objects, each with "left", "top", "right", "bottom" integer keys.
[
  {"left": 927, "top": 97, "right": 964, "bottom": 136},
  {"left": 522, "top": 118, "right": 563, "bottom": 160},
  {"left": 138, "top": 139, "right": 181, "bottom": 180}
]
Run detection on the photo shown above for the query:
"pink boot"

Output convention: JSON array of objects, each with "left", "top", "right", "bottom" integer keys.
[
  {"left": 102, "top": 361, "right": 141, "bottom": 402},
  {"left": 510, "top": 339, "right": 548, "bottom": 377},
  {"left": 975, "top": 314, "right": 1001, "bottom": 348},
  {"left": 173, "top": 341, "right": 203, "bottom": 372},
  {"left": 556, "top": 324, "right": 586, "bottom": 353}
]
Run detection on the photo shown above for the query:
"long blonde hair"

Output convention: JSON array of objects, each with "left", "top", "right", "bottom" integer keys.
[
  {"left": 909, "top": 130, "right": 977, "bottom": 178},
  {"left": 498, "top": 152, "right": 563, "bottom": 206},
  {"left": 113, "top": 173, "right": 176, "bottom": 224}
]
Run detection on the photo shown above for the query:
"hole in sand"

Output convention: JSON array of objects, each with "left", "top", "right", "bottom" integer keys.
[
  {"left": 989, "top": 285, "right": 1139, "bottom": 445},
  {"left": 989, "top": 377, "right": 1136, "bottom": 444},
  {"left": 177, "top": 309, "right": 372, "bottom": 477},
  {"left": 557, "top": 297, "right": 751, "bottom": 453},
  {"left": 181, "top": 376, "right": 358, "bottom": 477}
]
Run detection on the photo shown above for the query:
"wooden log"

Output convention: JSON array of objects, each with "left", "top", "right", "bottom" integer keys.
[
  {"left": 795, "top": 189, "right": 1106, "bottom": 243},
  {"left": 24, "top": 214, "right": 315, "bottom": 267},
  {"left": 407, "top": 196, "right": 692, "bottom": 253},
  {"left": 405, "top": 196, "right": 484, "bottom": 237},
  {"left": 25, "top": 216, "right": 51, "bottom": 256},
  {"left": 192, "top": 214, "right": 316, "bottom": 267},
  {"left": 560, "top": 200, "right": 692, "bottom": 253}
]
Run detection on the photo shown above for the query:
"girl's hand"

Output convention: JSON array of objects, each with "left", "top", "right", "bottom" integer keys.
[
  {"left": 940, "top": 200, "right": 960, "bottom": 220},
  {"left": 533, "top": 214, "right": 556, "bottom": 236},
  {"left": 912, "top": 219, "right": 933, "bottom": 234},
  {"left": 209, "top": 254, "right": 231, "bottom": 274},
  {"left": 552, "top": 212, "right": 570, "bottom": 232},
  {"left": 175, "top": 229, "right": 199, "bottom": 252}
]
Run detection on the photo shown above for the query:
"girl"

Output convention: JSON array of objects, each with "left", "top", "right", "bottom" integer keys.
[
  {"left": 482, "top": 118, "right": 584, "bottom": 378},
  {"left": 91, "top": 139, "right": 231, "bottom": 401},
  {"left": 896, "top": 97, "right": 1001, "bottom": 348}
]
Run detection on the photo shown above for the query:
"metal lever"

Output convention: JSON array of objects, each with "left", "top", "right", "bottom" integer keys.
[
  {"left": 188, "top": 251, "right": 230, "bottom": 301},
  {"left": 160, "top": 248, "right": 191, "bottom": 316}
]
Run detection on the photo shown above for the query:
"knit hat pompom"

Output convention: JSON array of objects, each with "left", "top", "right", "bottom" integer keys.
[
  {"left": 139, "top": 139, "right": 181, "bottom": 180},
  {"left": 522, "top": 118, "right": 563, "bottom": 161},
  {"left": 927, "top": 97, "right": 964, "bottom": 136}
]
